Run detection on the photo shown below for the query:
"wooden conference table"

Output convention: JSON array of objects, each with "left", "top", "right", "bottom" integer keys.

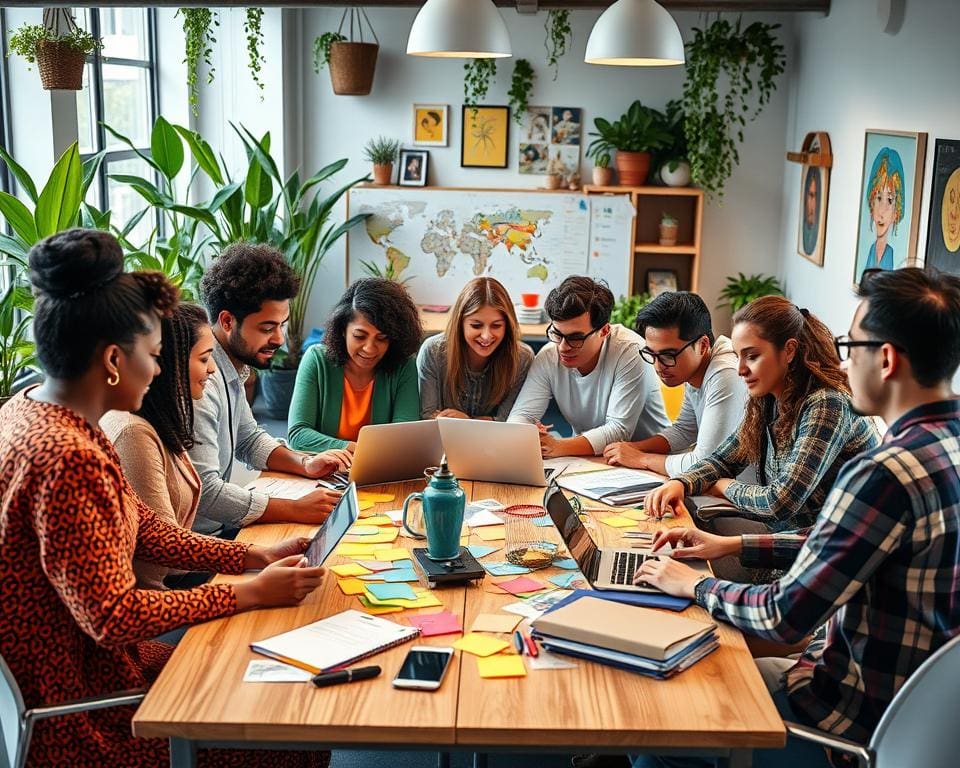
[{"left": 133, "top": 477, "right": 785, "bottom": 767}]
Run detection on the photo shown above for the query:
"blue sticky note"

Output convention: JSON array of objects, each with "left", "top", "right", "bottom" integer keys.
[
  {"left": 467, "top": 545, "right": 499, "bottom": 559},
  {"left": 366, "top": 582, "right": 417, "bottom": 601},
  {"left": 483, "top": 561, "right": 531, "bottom": 576},
  {"left": 553, "top": 558, "right": 579, "bottom": 570},
  {"left": 383, "top": 569, "right": 419, "bottom": 583},
  {"left": 548, "top": 572, "right": 581, "bottom": 588},
  {"left": 391, "top": 559, "right": 414, "bottom": 570},
  {"left": 531, "top": 516, "right": 554, "bottom": 527}
]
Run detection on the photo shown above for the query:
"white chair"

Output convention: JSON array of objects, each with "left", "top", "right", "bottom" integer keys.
[
  {"left": 0, "top": 653, "right": 145, "bottom": 768},
  {"left": 784, "top": 632, "right": 960, "bottom": 768}
]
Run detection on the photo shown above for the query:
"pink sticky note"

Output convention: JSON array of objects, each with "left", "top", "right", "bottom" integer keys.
[
  {"left": 407, "top": 611, "right": 463, "bottom": 637},
  {"left": 357, "top": 560, "right": 394, "bottom": 572},
  {"left": 495, "top": 576, "right": 547, "bottom": 596}
]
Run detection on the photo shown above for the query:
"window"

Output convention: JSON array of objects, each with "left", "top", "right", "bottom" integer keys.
[{"left": 77, "top": 8, "right": 159, "bottom": 245}]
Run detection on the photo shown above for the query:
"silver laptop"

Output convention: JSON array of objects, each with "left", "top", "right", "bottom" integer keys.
[
  {"left": 319, "top": 420, "right": 443, "bottom": 488},
  {"left": 437, "top": 418, "right": 552, "bottom": 487},
  {"left": 543, "top": 483, "right": 710, "bottom": 592}
]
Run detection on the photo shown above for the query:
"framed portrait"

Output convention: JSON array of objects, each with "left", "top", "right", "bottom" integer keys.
[
  {"left": 646, "top": 269, "right": 679, "bottom": 297},
  {"left": 461, "top": 105, "right": 510, "bottom": 168},
  {"left": 853, "top": 129, "right": 927, "bottom": 287},
  {"left": 796, "top": 134, "right": 831, "bottom": 267},
  {"left": 413, "top": 104, "right": 448, "bottom": 147},
  {"left": 551, "top": 106, "right": 582, "bottom": 146},
  {"left": 398, "top": 149, "right": 429, "bottom": 187},
  {"left": 923, "top": 138, "right": 960, "bottom": 276}
]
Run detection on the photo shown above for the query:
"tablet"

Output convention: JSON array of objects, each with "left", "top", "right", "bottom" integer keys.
[{"left": 304, "top": 483, "right": 360, "bottom": 567}]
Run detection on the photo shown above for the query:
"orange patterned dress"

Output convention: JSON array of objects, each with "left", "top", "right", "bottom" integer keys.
[{"left": 0, "top": 392, "right": 327, "bottom": 768}]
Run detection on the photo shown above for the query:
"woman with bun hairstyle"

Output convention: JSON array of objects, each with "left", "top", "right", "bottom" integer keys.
[
  {"left": 0, "top": 229, "right": 328, "bottom": 767},
  {"left": 288, "top": 277, "right": 422, "bottom": 452},
  {"left": 646, "top": 296, "right": 880, "bottom": 534},
  {"left": 417, "top": 277, "right": 534, "bottom": 420}
]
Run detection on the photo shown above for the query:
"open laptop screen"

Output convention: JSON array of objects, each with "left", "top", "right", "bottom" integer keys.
[
  {"left": 544, "top": 485, "right": 599, "bottom": 572},
  {"left": 304, "top": 483, "right": 359, "bottom": 567}
]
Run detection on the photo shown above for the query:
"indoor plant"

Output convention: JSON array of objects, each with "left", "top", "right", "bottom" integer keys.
[
  {"left": 659, "top": 213, "right": 679, "bottom": 246},
  {"left": 312, "top": 31, "right": 346, "bottom": 72},
  {"left": 179, "top": 8, "right": 218, "bottom": 116},
  {"left": 544, "top": 9, "right": 572, "bottom": 81},
  {"left": 317, "top": 9, "right": 379, "bottom": 96},
  {"left": 586, "top": 100, "right": 673, "bottom": 186},
  {"left": 545, "top": 153, "right": 567, "bottom": 190},
  {"left": 0, "top": 280, "right": 37, "bottom": 405},
  {"left": 610, "top": 293, "right": 652, "bottom": 330},
  {"left": 682, "top": 17, "right": 785, "bottom": 200},
  {"left": 717, "top": 272, "right": 784, "bottom": 313},
  {"left": 8, "top": 13, "right": 101, "bottom": 91},
  {"left": 508, "top": 59, "right": 535, "bottom": 125},
  {"left": 463, "top": 59, "right": 497, "bottom": 116},
  {"left": 589, "top": 151, "right": 613, "bottom": 186},
  {"left": 364, "top": 136, "right": 400, "bottom": 185},
  {"left": 657, "top": 99, "right": 691, "bottom": 187}
]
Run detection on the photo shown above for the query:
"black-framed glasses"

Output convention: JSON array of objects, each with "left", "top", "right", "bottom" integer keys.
[
  {"left": 546, "top": 323, "right": 601, "bottom": 350},
  {"left": 834, "top": 334, "right": 903, "bottom": 362},
  {"left": 639, "top": 337, "right": 700, "bottom": 368}
]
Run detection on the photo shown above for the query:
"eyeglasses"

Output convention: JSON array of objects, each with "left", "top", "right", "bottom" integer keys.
[
  {"left": 546, "top": 323, "right": 601, "bottom": 350},
  {"left": 833, "top": 334, "right": 903, "bottom": 362},
  {"left": 639, "top": 337, "right": 700, "bottom": 368}
]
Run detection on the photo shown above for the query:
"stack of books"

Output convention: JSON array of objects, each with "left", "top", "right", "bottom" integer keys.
[{"left": 530, "top": 595, "right": 718, "bottom": 679}]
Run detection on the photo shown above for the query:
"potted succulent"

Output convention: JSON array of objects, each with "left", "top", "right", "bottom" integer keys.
[
  {"left": 364, "top": 136, "right": 400, "bottom": 186},
  {"left": 590, "top": 151, "right": 613, "bottom": 186},
  {"left": 8, "top": 12, "right": 101, "bottom": 91},
  {"left": 717, "top": 273, "right": 785, "bottom": 313},
  {"left": 658, "top": 99, "right": 691, "bottom": 187},
  {"left": 586, "top": 100, "right": 673, "bottom": 187},
  {"left": 659, "top": 213, "right": 679, "bottom": 246},
  {"left": 545, "top": 153, "right": 567, "bottom": 190}
]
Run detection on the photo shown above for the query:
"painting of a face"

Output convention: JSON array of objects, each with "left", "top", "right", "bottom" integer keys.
[
  {"left": 924, "top": 139, "right": 960, "bottom": 277},
  {"left": 942, "top": 168, "right": 960, "bottom": 253},
  {"left": 805, "top": 174, "right": 818, "bottom": 226}
]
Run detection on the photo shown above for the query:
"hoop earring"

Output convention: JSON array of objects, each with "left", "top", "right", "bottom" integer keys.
[{"left": 106, "top": 371, "right": 120, "bottom": 387}]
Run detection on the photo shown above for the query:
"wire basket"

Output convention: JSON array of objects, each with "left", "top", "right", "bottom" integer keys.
[
  {"left": 501, "top": 504, "right": 558, "bottom": 570},
  {"left": 36, "top": 40, "right": 85, "bottom": 91}
]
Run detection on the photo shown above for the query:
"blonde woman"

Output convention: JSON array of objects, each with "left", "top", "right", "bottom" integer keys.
[{"left": 417, "top": 277, "right": 534, "bottom": 420}]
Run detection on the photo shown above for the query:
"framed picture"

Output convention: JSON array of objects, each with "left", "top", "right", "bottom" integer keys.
[
  {"left": 923, "top": 138, "right": 960, "bottom": 276},
  {"left": 522, "top": 106, "right": 552, "bottom": 143},
  {"left": 413, "top": 104, "right": 448, "bottom": 147},
  {"left": 551, "top": 106, "right": 582, "bottom": 146},
  {"left": 853, "top": 129, "right": 927, "bottom": 287},
  {"left": 646, "top": 269, "right": 679, "bottom": 297},
  {"left": 518, "top": 143, "right": 548, "bottom": 175},
  {"left": 461, "top": 105, "right": 510, "bottom": 168},
  {"left": 796, "top": 134, "right": 830, "bottom": 267},
  {"left": 398, "top": 149, "right": 429, "bottom": 187}
]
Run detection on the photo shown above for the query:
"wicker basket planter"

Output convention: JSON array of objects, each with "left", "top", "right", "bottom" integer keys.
[
  {"left": 36, "top": 39, "right": 86, "bottom": 91},
  {"left": 328, "top": 41, "right": 378, "bottom": 96}
]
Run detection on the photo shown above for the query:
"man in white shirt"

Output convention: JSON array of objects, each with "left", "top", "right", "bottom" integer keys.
[
  {"left": 508, "top": 276, "right": 669, "bottom": 458},
  {"left": 603, "top": 291, "right": 747, "bottom": 476}
]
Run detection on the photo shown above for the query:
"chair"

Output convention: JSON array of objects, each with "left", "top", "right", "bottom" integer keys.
[
  {"left": 0, "top": 653, "right": 145, "bottom": 768},
  {"left": 784, "top": 632, "right": 960, "bottom": 768}
]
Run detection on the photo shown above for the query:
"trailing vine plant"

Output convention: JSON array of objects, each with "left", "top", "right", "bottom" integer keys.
[
  {"left": 179, "top": 8, "right": 218, "bottom": 116},
  {"left": 544, "top": 10, "right": 572, "bottom": 81},
  {"left": 312, "top": 31, "right": 347, "bottom": 72},
  {"left": 508, "top": 59, "right": 535, "bottom": 125},
  {"left": 244, "top": 8, "right": 266, "bottom": 96},
  {"left": 682, "top": 17, "right": 785, "bottom": 200},
  {"left": 463, "top": 59, "right": 497, "bottom": 122}
]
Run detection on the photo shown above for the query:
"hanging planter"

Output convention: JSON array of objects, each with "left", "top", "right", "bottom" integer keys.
[
  {"left": 314, "top": 8, "right": 379, "bottom": 96},
  {"left": 8, "top": 10, "right": 101, "bottom": 91}
]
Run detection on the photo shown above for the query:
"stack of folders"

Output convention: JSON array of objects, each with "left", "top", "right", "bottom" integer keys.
[
  {"left": 557, "top": 467, "right": 663, "bottom": 506},
  {"left": 530, "top": 595, "right": 718, "bottom": 679}
]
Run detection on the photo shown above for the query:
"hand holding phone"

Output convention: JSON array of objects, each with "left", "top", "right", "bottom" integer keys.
[{"left": 392, "top": 646, "right": 455, "bottom": 690}]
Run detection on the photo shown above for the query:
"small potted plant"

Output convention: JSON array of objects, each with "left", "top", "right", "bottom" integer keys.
[
  {"left": 658, "top": 213, "right": 679, "bottom": 246},
  {"left": 313, "top": 10, "right": 380, "bottom": 96},
  {"left": 364, "top": 136, "right": 400, "bottom": 185},
  {"left": 590, "top": 151, "right": 613, "bottom": 186},
  {"left": 717, "top": 272, "right": 785, "bottom": 312},
  {"left": 545, "top": 153, "right": 567, "bottom": 190},
  {"left": 8, "top": 13, "right": 101, "bottom": 91},
  {"left": 657, "top": 99, "right": 691, "bottom": 187},
  {"left": 586, "top": 100, "right": 673, "bottom": 186}
]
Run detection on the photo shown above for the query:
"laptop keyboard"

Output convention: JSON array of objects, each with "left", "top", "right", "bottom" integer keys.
[
  {"left": 611, "top": 551, "right": 650, "bottom": 585},
  {"left": 316, "top": 471, "right": 349, "bottom": 491}
]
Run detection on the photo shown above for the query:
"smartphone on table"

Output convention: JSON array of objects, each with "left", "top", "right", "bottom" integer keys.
[{"left": 392, "top": 646, "right": 455, "bottom": 691}]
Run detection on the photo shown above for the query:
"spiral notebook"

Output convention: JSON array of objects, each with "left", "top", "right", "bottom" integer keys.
[{"left": 250, "top": 609, "right": 420, "bottom": 674}]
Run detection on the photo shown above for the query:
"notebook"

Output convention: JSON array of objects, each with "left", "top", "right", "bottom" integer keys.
[
  {"left": 556, "top": 466, "right": 664, "bottom": 506},
  {"left": 250, "top": 609, "right": 420, "bottom": 674}
]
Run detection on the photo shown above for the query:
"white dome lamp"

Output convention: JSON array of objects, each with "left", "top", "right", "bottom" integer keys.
[
  {"left": 584, "top": 0, "right": 684, "bottom": 66},
  {"left": 407, "top": 0, "right": 512, "bottom": 59}
]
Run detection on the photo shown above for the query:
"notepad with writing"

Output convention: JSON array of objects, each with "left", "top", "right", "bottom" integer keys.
[{"left": 250, "top": 609, "right": 420, "bottom": 674}]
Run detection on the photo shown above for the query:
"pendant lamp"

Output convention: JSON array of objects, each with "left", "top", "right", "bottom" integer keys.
[
  {"left": 406, "top": 0, "right": 512, "bottom": 58},
  {"left": 584, "top": 0, "right": 684, "bottom": 66}
]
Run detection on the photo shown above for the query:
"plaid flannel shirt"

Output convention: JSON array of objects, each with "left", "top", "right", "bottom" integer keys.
[
  {"left": 679, "top": 388, "right": 879, "bottom": 531},
  {"left": 694, "top": 399, "right": 960, "bottom": 742}
]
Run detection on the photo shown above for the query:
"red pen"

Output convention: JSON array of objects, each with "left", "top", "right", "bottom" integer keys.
[{"left": 524, "top": 634, "right": 539, "bottom": 657}]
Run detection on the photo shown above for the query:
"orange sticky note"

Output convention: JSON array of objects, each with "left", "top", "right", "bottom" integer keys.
[{"left": 337, "top": 578, "right": 367, "bottom": 595}]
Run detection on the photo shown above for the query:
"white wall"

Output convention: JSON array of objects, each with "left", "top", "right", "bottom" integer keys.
[
  {"left": 776, "top": 0, "right": 960, "bottom": 336},
  {"left": 297, "top": 8, "right": 795, "bottom": 336}
]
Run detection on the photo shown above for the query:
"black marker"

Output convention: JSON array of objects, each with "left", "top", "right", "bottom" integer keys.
[{"left": 311, "top": 665, "right": 381, "bottom": 688}]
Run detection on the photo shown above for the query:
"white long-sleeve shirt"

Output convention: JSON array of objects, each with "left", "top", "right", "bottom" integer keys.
[
  {"left": 659, "top": 335, "right": 749, "bottom": 476},
  {"left": 508, "top": 324, "right": 669, "bottom": 453}
]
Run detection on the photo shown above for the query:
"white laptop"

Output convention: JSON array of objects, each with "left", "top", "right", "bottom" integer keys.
[{"left": 437, "top": 418, "right": 552, "bottom": 487}]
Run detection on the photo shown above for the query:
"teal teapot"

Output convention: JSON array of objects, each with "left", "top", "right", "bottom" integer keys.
[{"left": 401, "top": 456, "right": 465, "bottom": 560}]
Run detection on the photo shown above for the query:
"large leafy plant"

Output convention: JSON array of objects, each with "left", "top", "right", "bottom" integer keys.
[
  {"left": 0, "top": 282, "right": 37, "bottom": 399},
  {"left": 717, "top": 273, "right": 784, "bottom": 313},
  {"left": 586, "top": 100, "right": 673, "bottom": 160},
  {"left": 610, "top": 293, "right": 652, "bottom": 331}
]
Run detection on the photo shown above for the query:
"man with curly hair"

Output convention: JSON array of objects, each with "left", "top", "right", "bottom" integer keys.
[{"left": 190, "top": 243, "right": 350, "bottom": 536}]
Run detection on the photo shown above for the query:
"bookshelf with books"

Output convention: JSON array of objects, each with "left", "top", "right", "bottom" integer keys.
[{"left": 583, "top": 185, "right": 703, "bottom": 295}]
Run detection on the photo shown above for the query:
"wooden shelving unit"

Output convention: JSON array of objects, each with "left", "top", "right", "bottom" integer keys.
[{"left": 583, "top": 184, "right": 703, "bottom": 295}]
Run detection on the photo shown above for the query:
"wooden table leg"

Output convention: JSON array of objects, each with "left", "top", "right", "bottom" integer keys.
[{"left": 169, "top": 737, "right": 196, "bottom": 768}]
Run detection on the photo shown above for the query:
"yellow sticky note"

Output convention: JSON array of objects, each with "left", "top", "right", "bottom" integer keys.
[
  {"left": 347, "top": 525, "right": 381, "bottom": 536},
  {"left": 471, "top": 613, "right": 523, "bottom": 634},
  {"left": 375, "top": 548, "right": 412, "bottom": 562},
  {"left": 337, "top": 542, "right": 390, "bottom": 556},
  {"left": 359, "top": 499, "right": 375, "bottom": 511},
  {"left": 361, "top": 514, "right": 394, "bottom": 526},
  {"left": 454, "top": 633, "right": 511, "bottom": 657},
  {"left": 357, "top": 596, "right": 404, "bottom": 614},
  {"left": 343, "top": 528, "right": 399, "bottom": 545},
  {"left": 337, "top": 578, "right": 367, "bottom": 595},
  {"left": 477, "top": 654, "right": 527, "bottom": 679},
  {"left": 358, "top": 491, "right": 395, "bottom": 503},
  {"left": 620, "top": 509, "right": 647, "bottom": 521},
  {"left": 330, "top": 563, "right": 372, "bottom": 577},
  {"left": 475, "top": 525, "right": 506, "bottom": 541},
  {"left": 600, "top": 516, "right": 640, "bottom": 528}
]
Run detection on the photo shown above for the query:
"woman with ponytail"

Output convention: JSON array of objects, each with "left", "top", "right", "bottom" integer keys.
[{"left": 646, "top": 296, "right": 880, "bottom": 534}]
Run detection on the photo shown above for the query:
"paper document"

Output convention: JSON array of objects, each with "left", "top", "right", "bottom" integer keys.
[
  {"left": 543, "top": 457, "right": 611, "bottom": 475},
  {"left": 242, "top": 660, "right": 312, "bottom": 683},
  {"left": 246, "top": 476, "right": 319, "bottom": 500},
  {"left": 558, "top": 467, "right": 665, "bottom": 505}
]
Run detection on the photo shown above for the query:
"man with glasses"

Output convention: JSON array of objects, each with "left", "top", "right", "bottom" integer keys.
[
  {"left": 508, "top": 276, "right": 668, "bottom": 457},
  {"left": 603, "top": 292, "right": 747, "bottom": 476}
]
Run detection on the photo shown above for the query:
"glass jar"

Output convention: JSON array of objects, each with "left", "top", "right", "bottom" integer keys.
[{"left": 501, "top": 504, "right": 558, "bottom": 570}]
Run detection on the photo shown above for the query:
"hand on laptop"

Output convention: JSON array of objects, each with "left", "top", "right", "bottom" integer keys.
[
  {"left": 435, "top": 408, "right": 469, "bottom": 419},
  {"left": 644, "top": 480, "right": 687, "bottom": 520},
  {"left": 650, "top": 528, "right": 742, "bottom": 561},
  {"left": 633, "top": 557, "right": 702, "bottom": 598},
  {"left": 234, "top": 554, "right": 326, "bottom": 610},
  {"left": 293, "top": 488, "right": 343, "bottom": 523},
  {"left": 301, "top": 449, "right": 353, "bottom": 478}
]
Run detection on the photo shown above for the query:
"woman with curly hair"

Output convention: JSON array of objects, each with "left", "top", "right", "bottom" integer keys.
[
  {"left": 646, "top": 296, "right": 880, "bottom": 535},
  {"left": 288, "top": 277, "right": 422, "bottom": 452},
  {"left": 417, "top": 277, "right": 534, "bottom": 420}
]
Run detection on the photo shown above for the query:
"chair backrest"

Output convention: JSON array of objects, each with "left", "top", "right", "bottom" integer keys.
[
  {"left": 870, "top": 632, "right": 960, "bottom": 767},
  {"left": 0, "top": 653, "right": 25, "bottom": 768}
]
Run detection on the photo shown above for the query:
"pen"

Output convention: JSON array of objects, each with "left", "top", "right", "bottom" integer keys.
[
  {"left": 513, "top": 629, "right": 525, "bottom": 655},
  {"left": 311, "top": 665, "right": 381, "bottom": 687},
  {"left": 523, "top": 634, "right": 539, "bottom": 657},
  {"left": 622, "top": 531, "right": 653, "bottom": 538}
]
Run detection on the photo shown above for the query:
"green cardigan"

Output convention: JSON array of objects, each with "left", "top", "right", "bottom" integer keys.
[{"left": 287, "top": 345, "right": 421, "bottom": 452}]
